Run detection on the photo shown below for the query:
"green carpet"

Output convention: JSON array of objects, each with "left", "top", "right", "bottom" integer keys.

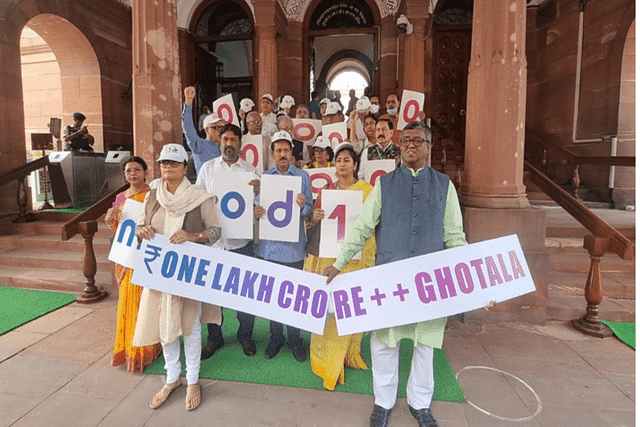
[
  {"left": 145, "top": 310, "right": 466, "bottom": 403},
  {"left": 0, "top": 287, "right": 77, "bottom": 335},
  {"left": 602, "top": 321, "right": 635, "bottom": 349}
]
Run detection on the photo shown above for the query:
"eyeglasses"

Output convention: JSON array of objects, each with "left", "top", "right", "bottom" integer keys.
[
  {"left": 247, "top": 120, "right": 261, "bottom": 124},
  {"left": 399, "top": 138, "right": 427, "bottom": 147},
  {"left": 207, "top": 125, "right": 223, "bottom": 131},
  {"left": 159, "top": 160, "right": 183, "bottom": 167}
]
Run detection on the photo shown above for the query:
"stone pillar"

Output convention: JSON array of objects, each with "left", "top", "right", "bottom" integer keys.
[
  {"left": 132, "top": 0, "right": 183, "bottom": 179},
  {"left": 403, "top": 0, "right": 430, "bottom": 92},
  {"left": 254, "top": 0, "right": 278, "bottom": 99},
  {"left": 460, "top": 0, "right": 547, "bottom": 324}
]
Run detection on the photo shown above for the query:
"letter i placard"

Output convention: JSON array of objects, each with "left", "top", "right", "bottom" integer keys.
[
  {"left": 259, "top": 174, "right": 302, "bottom": 242},
  {"left": 319, "top": 189, "right": 363, "bottom": 259}
]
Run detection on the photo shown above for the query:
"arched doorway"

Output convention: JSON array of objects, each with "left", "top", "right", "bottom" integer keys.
[
  {"left": 21, "top": 14, "right": 104, "bottom": 151},
  {"left": 190, "top": 0, "right": 254, "bottom": 115},
  {"left": 304, "top": 0, "right": 380, "bottom": 102},
  {"left": 431, "top": 0, "right": 472, "bottom": 160}
]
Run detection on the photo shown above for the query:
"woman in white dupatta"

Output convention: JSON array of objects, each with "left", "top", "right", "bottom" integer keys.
[{"left": 133, "top": 143, "right": 222, "bottom": 411}]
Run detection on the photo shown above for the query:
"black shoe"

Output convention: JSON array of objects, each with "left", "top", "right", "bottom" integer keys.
[
  {"left": 370, "top": 404, "right": 392, "bottom": 427},
  {"left": 200, "top": 341, "right": 224, "bottom": 360},
  {"left": 289, "top": 343, "right": 307, "bottom": 362},
  {"left": 408, "top": 406, "right": 438, "bottom": 427},
  {"left": 240, "top": 339, "right": 256, "bottom": 357},
  {"left": 264, "top": 340, "right": 284, "bottom": 359}
]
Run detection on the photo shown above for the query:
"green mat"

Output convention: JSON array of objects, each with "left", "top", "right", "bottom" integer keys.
[
  {"left": 602, "top": 321, "right": 635, "bottom": 349},
  {"left": 0, "top": 287, "right": 77, "bottom": 335},
  {"left": 145, "top": 310, "right": 466, "bottom": 403}
]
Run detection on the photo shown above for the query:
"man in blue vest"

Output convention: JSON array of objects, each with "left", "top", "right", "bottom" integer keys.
[{"left": 324, "top": 121, "right": 467, "bottom": 427}]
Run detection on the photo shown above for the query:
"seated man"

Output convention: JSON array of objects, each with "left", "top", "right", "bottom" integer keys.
[{"left": 64, "top": 112, "right": 95, "bottom": 152}]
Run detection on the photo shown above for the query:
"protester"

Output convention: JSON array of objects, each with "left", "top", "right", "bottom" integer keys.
[
  {"left": 369, "top": 96, "right": 381, "bottom": 119},
  {"left": 303, "top": 136, "right": 333, "bottom": 169},
  {"left": 358, "top": 118, "right": 401, "bottom": 180},
  {"left": 254, "top": 131, "right": 313, "bottom": 362},
  {"left": 383, "top": 94, "right": 400, "bottom": 144},
  {"left": 105, "top": 156, "right": 162, "bottom": 373},
  {"left": 333, "top": 90, "right": 344, "bottom": 112},
  {"left": 295, "top": 104, "right": 310, "bottom": 119},
  {"left": 245, "top": 110, "right": 275, "bottom": 171},
  {"left": 319, "top": 97, "right": 330, "bottom": 120},
  {"left": 345, "top": 88, "right": 359, "bottom": 116},
  {"left": 323, "top": 102, "right": 343, "bottom": 125},
  {"left": 305, "top": 142, "right": 373, "bottom": 391},
  {"left": 260, "top": 93, "right": 278, "bottom": 139},
  {"left": 308, "top": 91, "right": 321, "bottom": 120},
  {"left": 63, "top": 112, "right": 95, "bottom": 152},
  {"left": 133, "top": 143, "right": 222, "bottom": 411},
  {"left": 280, "top": 95, "right": 295, "bottom": 116},
  {"left": 197, "top": 105, "right": 211, "bottom": 133},
  {"left": 182, "top": 86, "right": 223, "bottom": 174},
  {"left": 349, "top": 97, "right": 372, "bottom": 154},
  {"left": 239, "top": 98, "right": 255, "bottom": 134},
  {"left": 324, "top": 121, "right": 467, "bottom": 427},
  {"left": 196, "top": 124, "right": 261, "bottom": 359},
  {"left": 277, "top": 115, "right": 304, "bottom": 167}
]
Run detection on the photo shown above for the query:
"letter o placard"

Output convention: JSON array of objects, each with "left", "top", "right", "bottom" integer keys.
[
  {"left": 294, "top": 123, "right": 316, "bottom": 142},
  {"left": 403, "top": 99, "right": 420, "bottom": 124},
  {"left": 217, "top": 104, "right": 234, "bottom": 125},
  {"left": 309, "top": 172, "right": 335, "bottom": 194},
  {"left": 369, "top": 169, "right": 388, "bottom": 186},
  {"left": 328, "top": 132, "right": 343, "bottom": 146},
  {"left": 241, "top": 144, "right": 259, "bottom": 168},
  {"left": 220, "top": 191, "right": 246, "bottom": 219}
]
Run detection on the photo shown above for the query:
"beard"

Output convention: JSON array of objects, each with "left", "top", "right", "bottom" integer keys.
[{"left": 222, "top": 146, "right": 239, "bottom": 161}]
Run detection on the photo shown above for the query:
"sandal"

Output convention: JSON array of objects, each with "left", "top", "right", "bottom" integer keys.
[
  {"left": 185, "top": 383, "right": 201, "bottom": 411},
  {"left": 149, "top": 381, "right": 181, "bottom": 409}
]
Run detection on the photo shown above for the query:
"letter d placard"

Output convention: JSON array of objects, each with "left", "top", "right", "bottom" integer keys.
[{"left": 259, "top": 174, "right": 302, "bottom": 242}]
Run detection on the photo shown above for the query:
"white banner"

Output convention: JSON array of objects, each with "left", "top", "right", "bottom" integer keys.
[
  {"left": 307, "top": 167, "right": 337, "bottom": 197},
  {"left": 108, "top": 199, "right": 143, "bottom": 269},
  {"left": 364, "top": 159, "right": 396, "bottom": 186},
  {"left": 208, "top": 172, "right": 254, "bottom": 240},
  {"left": 131, "top": 234, "right": 328, "bottom": 334},
  {"left": 397, "top": 89, "right": 425, "bottom": 130},
  {"left": 322, "top": 122, "right": 348, "bottom": 149},
  {"left": 258, "top": 174, "right": 302, "bottom": 242},
  {"left": 213, "top": 94, "right": 240, "bottom": 127},
  {"left": 241, "top": 134, "right": 264, "bottom": 174},
  {"left": 319, "top": 190, "right": 363, "bottom": 260},
  {"left": 330, "top": 234, "right": 536, "bottom": 336}
]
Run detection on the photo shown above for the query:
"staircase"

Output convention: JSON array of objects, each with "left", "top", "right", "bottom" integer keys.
[{"left": 0, "top": 212, "right": 114, "bottom": 294}]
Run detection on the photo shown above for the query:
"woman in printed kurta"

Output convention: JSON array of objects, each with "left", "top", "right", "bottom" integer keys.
[
  {"left": 303, "top": 143, "right": 376, "bottom": 390},
  {"left": 105, "top": 156, "right": 162, "bottom": 373}
]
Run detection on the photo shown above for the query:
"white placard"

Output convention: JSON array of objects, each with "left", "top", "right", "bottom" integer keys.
[
  {"left": 241, "top": 134, "right": 264, "bottom": 174},
  {"left": 108, "top": 199, "right": 143, "bottom": 269},
  {"left": 364, "top": 159, "right": 396, "bottom": 186},
  {"left": 208, "top": 172, "right": 254, "bottom": 240},
  {"left": 397, "top": 89, "right": 425, "bottom": 130},
  {"left": 258, "top": 174, "right": 302, "bottom": 242},
  {"left": 131, "top": 234, "right": 328, "bottom": 334},
  {"left": 213, "top": 94, "right": 240, "bottom": 127},
  {"left": 319, "top": 190, "right": 363, "bottom": 260},
  {"left": 331, "top": 234, "right": 536, "bottom": 336},
  {"left": 322, "top": 122, "right": 348, "bottom": 149},
  {"left": 292, "top": 119, "right": 322, "bottom": 147},
  {"left": 307, "top": 167, "right": 337, "bottom": 197}
]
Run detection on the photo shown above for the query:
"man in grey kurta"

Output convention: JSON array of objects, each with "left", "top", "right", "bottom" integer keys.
[{"left": 324, "top": 121, "right": 467, "bottom": 427}]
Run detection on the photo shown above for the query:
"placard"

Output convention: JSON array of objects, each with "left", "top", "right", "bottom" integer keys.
[
  {"left": 364, "top": 159, "right": 396, "bottom": 186},
  {"left": 131, "top": 234, "right": 328, "bottom": 334},
  {"left": 292, "top": 119, "right": 322, "bottom": 147},
  {"left": 213, "top": 94, "right": 240, "bottom": 127},
  {"left": 258, "top": 174, "right": 302, "bottom": 242},
  {"left": 208, "top": 172, "right": 254, "bottom": 240},
  {"left": 307, "top": 167, "right": 337, "bottom": 196},
  {"left": 330, "top": 234, "right": 536, "bottom": 336},
  {"left": 241, "top": 134, "right": 264, "bottom": 174},
  {"left": 322, "top": 122, "right": 348, "bottom": 149},
  {"left": 108, "top": 199, "right": 144, "bottom": 269},
  {"left": 319, "top": 190, "right": 363, "bottom": 260},
  {"left": 397, "top": 89, "right": 425, "bottom": 130}
]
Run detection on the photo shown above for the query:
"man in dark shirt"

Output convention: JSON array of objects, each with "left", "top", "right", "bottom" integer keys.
[{"left": 63, "top": 112, "right": 95, "bottom": 151}]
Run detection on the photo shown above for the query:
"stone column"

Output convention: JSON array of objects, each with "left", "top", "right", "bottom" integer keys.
[
  {"left": 132, "top": 0, "right": 183, "bottom": 179},
  {"left": 460, "top": 0, "right": 547, "bottom": 324},
  {"left": 403, "top": 0, "right": 430, "bottom": 92},
  {"left": 254, "top": 0, "right": 278, "bottom": 98}
]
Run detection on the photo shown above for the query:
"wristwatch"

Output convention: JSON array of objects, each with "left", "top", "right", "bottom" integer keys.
[{"left": 198, "top": 232, "right": 204, "bottom": 241}]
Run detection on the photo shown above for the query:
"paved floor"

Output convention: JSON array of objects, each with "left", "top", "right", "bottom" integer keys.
[{"left": 0, "top": 295, "right": 635, "bottom": 427}]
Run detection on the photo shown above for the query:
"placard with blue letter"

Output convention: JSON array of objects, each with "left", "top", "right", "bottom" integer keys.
[
  {"left": 258, "top": 174, "right": 302, "bottom": 242},
  {"left": 209, "top": 172, "right": 254, "bottom": 240},
  {"left": 107, "top": 198, "right": 143, "bottom": 269}
]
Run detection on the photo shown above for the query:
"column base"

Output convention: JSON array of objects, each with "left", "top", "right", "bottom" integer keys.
[
  {"left": 461, "top": 206, "right": 548, "bottom": 324},
  {"left": 572, "top": 317, "right": 613, "bottom": 338}
]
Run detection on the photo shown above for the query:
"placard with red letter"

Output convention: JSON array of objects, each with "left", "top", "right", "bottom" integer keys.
[
  {"left": 319, "top": 190, "right": 363, "bottom": 260},
  {"left": 397, "top": 89, "right": 425, "bottom": 130},
  {"left": 322, "top": 122, "right": 348, "bottom": 149},
  {"left": 364, "top": 159, "right": 396, "bottom": 186},
  {"left": 241, "top": 134, "right": 264, "bottom": 174},
  {"left": 213, "top": 94, "right": 240, "bottom": 127},
  {"left": 307, "top": 167, "right": 337, "bottom": 197}
]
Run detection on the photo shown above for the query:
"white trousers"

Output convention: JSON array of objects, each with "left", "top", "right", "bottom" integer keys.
[
  {"left": 161, "top": 315, "right": 201, "bottom": 385},
  {"left": 370, "top": 332, "right": 435, "bottom": 410}
]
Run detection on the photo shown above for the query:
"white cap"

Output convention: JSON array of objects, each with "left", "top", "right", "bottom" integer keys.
[
  {"left": 312, "top": 136, "right": 331, "bottom": 149},
  {"left": 271, "top": 130, "right": 293, "bottom": 149},
  {"left": 356, "top": 97, "right": 371, "bottom": 112},
  {"left": 334, "top": 142, "right": 355, "bottom": 155},
  {"left": 157, "top": 143, "right": 188, "bottom": 163},
  {"left": 280, "top": 95, "right": 295, "bottom": 109},
  {"left": 203, "top": 113, "right": 224, "bottom": 128},
  {"left": 262, "top": 93, "right": 274, "bottom": 103},
  {"left": 319, "top": 97, "right": 331, "bottom": 106},
  {"left": 239, "top": 98, "right": 255, "bottom": 113},
  {"left": 324, "top": 102, "right": 341, "bottom": 116}
]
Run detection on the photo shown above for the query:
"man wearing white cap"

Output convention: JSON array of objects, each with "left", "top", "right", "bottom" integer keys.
[
  {"left": 323, "top": 101, "right": 343, "bottom": 125},
  {"left": 238, "top": 98, "right": 255, "bottom": 134},
  {"left": 349, "top": 97, "right": 372, "bottom": 154},
  {"left": 260, "top": 94, "right": 278, "bottom": 139},
  {"left": 319, "top": 97, "right": 330, "bottom": 120},
  {"left": 183, "top": 86, "right": 223, "bottom": 174},
  {"left": 254, "top": 131, "right": 313, "bottom": 362},
  {"left": 279, "top": 95, "right": 295, "bottom": 116}
]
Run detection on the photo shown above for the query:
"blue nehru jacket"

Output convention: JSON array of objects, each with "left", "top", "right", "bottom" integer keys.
[
  {"left": 182, "top": 104, "right": 221, "bottom": 173},
  {"left": 256, "top": 164, "right": 313, "bottom": 263},
  {"left": 375, "top": 167, "right": 450, "bottom": 266}
]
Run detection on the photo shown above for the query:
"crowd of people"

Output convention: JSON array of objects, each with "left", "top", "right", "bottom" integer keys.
[{"left": 104, "top": 86, "right": 467, "bottom": 427}]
